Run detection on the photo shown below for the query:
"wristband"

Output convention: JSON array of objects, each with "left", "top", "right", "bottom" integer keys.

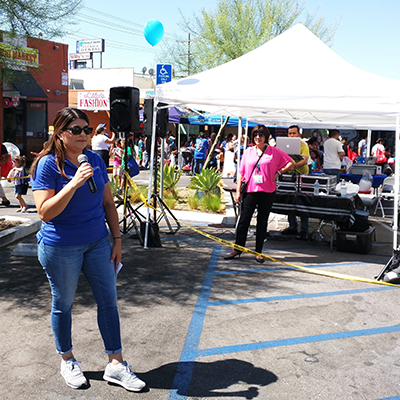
[{"left": 277, "top": 170, "right": 282, "bottom": 176}]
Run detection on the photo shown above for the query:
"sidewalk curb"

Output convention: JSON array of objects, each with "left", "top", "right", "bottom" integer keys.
[{"left": 0, "top": 216, "right": 41, "bottom": 247}]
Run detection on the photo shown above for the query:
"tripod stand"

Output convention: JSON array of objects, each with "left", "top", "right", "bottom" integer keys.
[
  {"left": 376, "top": 248, "right": 400, "bottom": 281},
  {"left": 135, "top": 133, "right": 181, "bottom": 235},
  {"left": 116, "top": 131, "right": 145, "bottom": 243}
]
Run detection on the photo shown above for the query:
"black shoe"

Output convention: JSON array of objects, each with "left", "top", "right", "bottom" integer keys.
[
  {"left": 296, "top": 231, "right": 308, "bottom": 240},
  {"left": 1, "top": 200, "right": 10, "bottom": 207},
  {"left": 255, "top": 256, "right": 265, "bottom": 264},
  {"left": 281, "top": 228, "right": 298, "bottom": 235},
  {"left": 224, "top": 251, "right": 242, "bottom": 260}
]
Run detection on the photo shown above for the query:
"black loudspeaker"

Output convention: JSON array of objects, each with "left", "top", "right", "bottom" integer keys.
[
  {"left": 156, "top": 102, "right": 169, "bottom": 138},
  {"left": 110, "top": 87, "right": 140, "bottom": 133},
  {"left": 143, "top": 98, "right": 154, "bottom": 137}
]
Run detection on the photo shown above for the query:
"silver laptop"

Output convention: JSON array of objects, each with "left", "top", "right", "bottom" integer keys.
[{"left": 276, "top": 137, "right": 301, "bottom": 155}]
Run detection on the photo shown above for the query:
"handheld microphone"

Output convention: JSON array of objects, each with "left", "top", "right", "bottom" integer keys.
[{"left": 77, "top": 154, "right": 97, "bottom": 193}]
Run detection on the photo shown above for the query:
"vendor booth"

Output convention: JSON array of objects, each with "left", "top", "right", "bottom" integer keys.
[{"left": 155, "top": 23, "right": 400, "bottom": 251}]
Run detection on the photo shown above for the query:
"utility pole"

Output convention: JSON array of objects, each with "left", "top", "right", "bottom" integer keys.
[{"left": 178, "top": 33, "right": 193, "bottom": 76}]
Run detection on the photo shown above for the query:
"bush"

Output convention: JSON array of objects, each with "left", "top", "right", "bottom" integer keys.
[
  {"left": 158, "top": 163, "right": 182, "bottom": 199},
  {"left": 109, "top": 176, "right": 119, "bottom": 198},
  {"left": 203, "top": 193, "right": 222, "bottom": 212},
  {"left": 190, "top": 168, "right": 221, "bottom": 197},
  {"left": 188, "top": 193, "right": 201, "bottom": 210},
  {"left": 164, "top": 196, "right": 177, "bottom": 210}
]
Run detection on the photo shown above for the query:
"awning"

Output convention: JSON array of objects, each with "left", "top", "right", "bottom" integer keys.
[{"left": 11, "top": 70, "right": 48, "bottom": 98}]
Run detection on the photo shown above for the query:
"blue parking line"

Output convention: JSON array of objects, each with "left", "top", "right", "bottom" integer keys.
[
  {"left": 168, "top": 246, "right": 221, "bottom": 400},
  {"left": 167, "top": 238, "right": 395, "bottom": 398},
  {"left": 208, "top": 286, "right": 398, "bottom": 307},
  {"left": 196, "top": 324, "right": 400, "bottom": 358}
]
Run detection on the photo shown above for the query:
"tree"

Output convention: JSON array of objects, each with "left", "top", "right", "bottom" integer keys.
[
  {"left": 157, "top": 0, "right": 338, "bottom": 77},
  {"left": 0, "top": 0, "right": 82, "bottom": 39}
]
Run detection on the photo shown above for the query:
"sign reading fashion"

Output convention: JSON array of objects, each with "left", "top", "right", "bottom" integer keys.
[
  {"left": 77, "top": 92, "right": 109, "bottom": 110},
  {"left": 0, "top": 43, "right": 39, "bottom": 68},
  {"left": 76, "top": 39, "right": 105, "bottom": 53}
]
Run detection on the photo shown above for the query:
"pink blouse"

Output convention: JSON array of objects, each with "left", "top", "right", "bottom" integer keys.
[{"left": 239, "top": 145, "right": 292, "bottom": 193}]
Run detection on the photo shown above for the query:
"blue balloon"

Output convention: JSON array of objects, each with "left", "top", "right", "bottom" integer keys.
[{"left": 144, "top": 20, "right": 164, "bottom": 46}]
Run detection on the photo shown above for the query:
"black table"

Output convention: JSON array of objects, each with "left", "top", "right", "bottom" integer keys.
[
  {"left": 271, "top": 192, "right": 365, "bottom": 229},
  {"left": 223, "top": 185, "right": 367, "bottom": 250}
]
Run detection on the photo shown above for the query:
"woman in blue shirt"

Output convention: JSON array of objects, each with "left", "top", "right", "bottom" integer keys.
[{"left": 30, "top": 108, "right": 145, "bottom": 392}]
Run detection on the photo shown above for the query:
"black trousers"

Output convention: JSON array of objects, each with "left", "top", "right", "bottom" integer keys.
[
  {"left": 236, "top": 191, "right": 276, "bottom": 254},
  {"left": 94, "top": 149, "right": 110, "bottom": 168}
]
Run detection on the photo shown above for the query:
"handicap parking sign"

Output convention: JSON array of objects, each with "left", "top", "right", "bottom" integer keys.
[{"left": 156, "top": 64, "right": 172, "bottom": 85}]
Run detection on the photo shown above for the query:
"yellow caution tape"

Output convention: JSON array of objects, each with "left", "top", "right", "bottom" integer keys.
[
  {"left": 0, "top": 175, "right": 30, "bottom": 181},
  {"left": 123, "top": 171, "right": 399, "bottom": 288}
]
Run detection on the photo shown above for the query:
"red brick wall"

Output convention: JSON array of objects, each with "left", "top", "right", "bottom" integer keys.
[{"left": 27, "top": 37, "right": 69, "bottom": 124}]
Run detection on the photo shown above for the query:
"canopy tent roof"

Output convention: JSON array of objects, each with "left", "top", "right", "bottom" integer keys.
[
  {"left": 139, "top": 106, "right": 190, "bottom": 124},
  {"left": 187, "top": 114, "right": 258, "bottom": 127},
  {"left": 155, "top": 24, "right": 400, "bottom": 130}
]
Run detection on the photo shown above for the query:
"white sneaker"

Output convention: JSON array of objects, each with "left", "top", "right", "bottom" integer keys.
[
  {"left": 60, "top": 357, "right": 88, "bottom": 389},
  {"left": 103, "top": 361, "right": 146, "bottom": 392}
]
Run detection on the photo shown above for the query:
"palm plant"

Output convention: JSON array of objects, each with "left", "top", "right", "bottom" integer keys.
[
  {"left": 190, "top": 168, "right": 223, "bottom": 211},
  {"left": 189, "top": 168, "right": 221, "bottom": 197},
  {"left": 157, "top": 163, "right": 182, "bottom": 199}
]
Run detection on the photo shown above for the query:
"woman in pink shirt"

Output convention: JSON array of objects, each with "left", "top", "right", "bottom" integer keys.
[{"left": 225, "top": 125, "right": 294, "bottom": 263}]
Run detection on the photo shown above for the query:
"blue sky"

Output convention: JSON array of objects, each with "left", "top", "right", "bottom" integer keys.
[{"left": 62, "top": 0, "right": 400, "bottom": 80}]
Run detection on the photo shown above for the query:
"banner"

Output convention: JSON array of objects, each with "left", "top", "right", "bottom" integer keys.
[{"left": 0, "top": 43, "right": 39, "bottom": 68}]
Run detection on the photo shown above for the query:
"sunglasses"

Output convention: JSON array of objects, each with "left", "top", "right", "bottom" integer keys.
[
  {"left": 254, "top": 133, "right": 265, "bottom": 137},
  {"left": 64, "top": 126, "right": 93, "bottom": 135}
]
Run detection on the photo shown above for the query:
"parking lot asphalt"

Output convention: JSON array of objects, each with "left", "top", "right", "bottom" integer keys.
[{"left": 1, "top": 177, "right": 400, "bottom": 399}]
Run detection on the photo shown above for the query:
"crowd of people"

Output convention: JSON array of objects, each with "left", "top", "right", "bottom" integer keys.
[{"left": 0, "top": 106, "right": 398, "bottom": 393}]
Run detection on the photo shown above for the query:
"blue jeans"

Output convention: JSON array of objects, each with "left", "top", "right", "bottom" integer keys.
[
  {"left": 193, "top": 158, "right": 205, "bottom": 175},
  {"left": 288, "top": 214, "right": 309, "bottom": 233},
  {"left": 144, "top": 151, "right": 149, "bottom": 168},
  {"left": 38, "top": 236, "right": 122, "bottom": 355},
  {"left": 323, "top": 168, "right": 341, "bottom": 184}
]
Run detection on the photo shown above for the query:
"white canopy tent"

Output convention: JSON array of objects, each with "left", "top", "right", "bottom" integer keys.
[
  {"left": 156, "top": 24, "right": 400, "bottom": 130},
  {"left": 155, "top": 24, "right": 400, "bottom": 249}
]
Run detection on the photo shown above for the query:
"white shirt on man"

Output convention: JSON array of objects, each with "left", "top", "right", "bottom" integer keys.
[{"left": 323, "top": 138, "right": 343, "bottom": 169}]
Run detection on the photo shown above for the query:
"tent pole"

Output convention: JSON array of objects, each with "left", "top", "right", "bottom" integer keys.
[
  {"left": 393, "top": 116, "right": 400, "bottom": 250},
  {"left": 177, "top": 124, "right": 181, "bottom": 171},
  {"left": 367, "top": 129, "right": 372, "bottom": 157},
  {"left": 144, "top": 99, "right": 158, "bottom": 249},
  {"left": 244, "top": 119, "right": 249, "bottom": 148},
  {"left": 237, "top": 118, "right": 242, "bottom": 169}
]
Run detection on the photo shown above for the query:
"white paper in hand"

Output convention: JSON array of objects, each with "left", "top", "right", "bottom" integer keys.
[{"left": 116, "top": 262, "right": 123, "bottom": 277}]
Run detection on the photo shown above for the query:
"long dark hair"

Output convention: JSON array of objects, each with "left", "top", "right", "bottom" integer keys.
[{"left": 30, "top": 107, "right": 89, "bottom": 179}]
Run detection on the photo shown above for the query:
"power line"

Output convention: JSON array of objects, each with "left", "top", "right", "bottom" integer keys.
[{"left": 81, "top": 6, "right": 177, "bottom": 40}]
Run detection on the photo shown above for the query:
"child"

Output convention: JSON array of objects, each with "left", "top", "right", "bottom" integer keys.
[
  {"left": 112, "top": 138, "right": 124, "bottom": 189},
  {"left": 7, "top": 155, "right": 28, "bottom": 212}
]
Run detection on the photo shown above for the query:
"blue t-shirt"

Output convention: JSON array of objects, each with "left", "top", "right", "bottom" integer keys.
[
  {"left": 31, "top": 150, "right": 109, "bottom": 246},
  {"left": 194, "top": 138, "right": 209, "bottom": 159}
]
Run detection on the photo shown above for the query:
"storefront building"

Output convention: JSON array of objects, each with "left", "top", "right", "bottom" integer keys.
[
  {"left": 1, "top": 33, "right": 68, "bottom": 161},
  {"left": 68, "top": 67, "right": 155, "bottom": 136}
]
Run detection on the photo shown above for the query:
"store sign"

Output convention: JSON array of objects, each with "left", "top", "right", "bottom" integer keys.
[
  {"left": 76, "top": 39, "right": 105, "bottom": 53},
  {"left": 3, "top": 99, "right": 12, "bottom": 108},
  {"left": 62, "top": 72, "right": 68, "bottom": 86},
  {"left": 78, "top": 92, "right": 109, "bottom": 110},
  {"left": 12, "top": 94, "right": 20, "bottom": 107},
  {"left": 69, "top": 52, "right": 92, "bottom": 60},
  {"left": 0, "top": 43, "right": 39, "bottom": 67}
]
